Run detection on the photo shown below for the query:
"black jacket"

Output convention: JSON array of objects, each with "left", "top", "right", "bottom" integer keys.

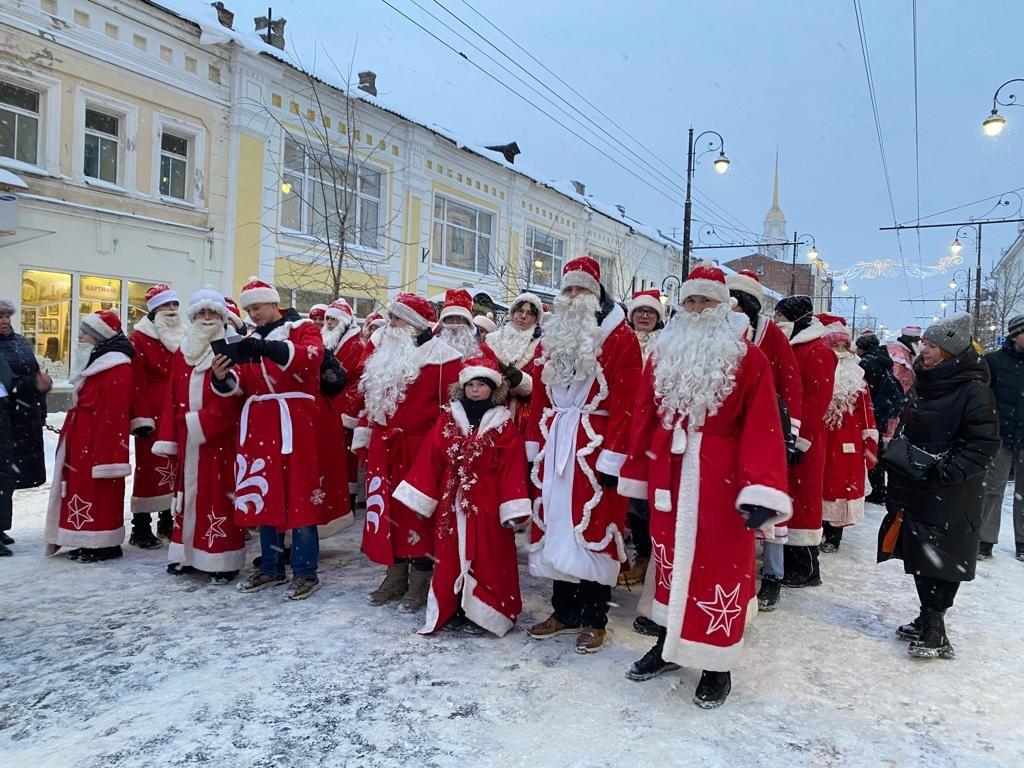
[
  {"left": 883, "top": 348, "right": 1000, "bottom": 582},
  {"left": 859, "top": 347, "right": 905, "bottom": 423},
  {"left": 0, "top": 355, "right": 14, "bottom": 527},
  {"left": 0, "top": 331, "right": 47, "bottom": 489},
  {"left": 984, "top": 340, "right": 1024, "bottom": 451}
]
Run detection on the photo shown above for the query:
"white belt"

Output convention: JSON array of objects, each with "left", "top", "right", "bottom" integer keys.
[
  {"left": 550, "top": 405, "right": 608, "bottom": 476},
  {"left": 240, "top": 392, "right": 314, "bottom": 455}
]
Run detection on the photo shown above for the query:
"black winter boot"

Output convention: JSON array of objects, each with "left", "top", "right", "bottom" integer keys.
[
  {"left": 897, "top": 610, "right": 925, "bottom": 641},
  {"left": 693, "top": 670, "right": 732, "bottom": 709},
  {"left": 977, "top": 541, "right": 994, "bottom": 561},
  {"left": 632, "top": 615, "right": 662, "bottom": 637},
  {"left": 908, "top": 608, "right": 954, "bottom": 659},
  {"left": 1017, "top": 543, "right": 1024, "bottom": 562},
  {"left": 129, "top": 514, "right": 161, "bottom": 549},
  {"left": 626, "top": 627, "right": 680, "bottom": 681},
  {"left": 757, "top": 576, "right": 782, "bottom": 611},
  {"left": 157, "top": 510, "right": 173, "bottom": 540}
]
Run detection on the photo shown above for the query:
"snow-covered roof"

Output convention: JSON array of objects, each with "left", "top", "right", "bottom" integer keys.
[
  {"left": 0, "top": 168, "right": 29, "bottom": 189},
  {"left": 149, "top": 0, "right": 681, "bottom": 251}
]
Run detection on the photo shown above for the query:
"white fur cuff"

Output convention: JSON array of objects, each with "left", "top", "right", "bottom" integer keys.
[
  {"left": 152, "top": 440, "right": 179, "bottom": 457},
  {"left": 595, "top": 449, "right": 627, "bottom": 476},
  {"left": 351, "top": 426, "right": 371, "bottom": 451},
  {"left": 393, "top": 481, "right": 438, "bottom": 518},
  {"left": 92, "top": 463, "right": 132, "bottom": 479}
]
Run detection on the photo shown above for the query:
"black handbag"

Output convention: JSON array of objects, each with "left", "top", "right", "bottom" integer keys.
[{"left": 881, "top": 432, "right": 943, "bottom": 482}]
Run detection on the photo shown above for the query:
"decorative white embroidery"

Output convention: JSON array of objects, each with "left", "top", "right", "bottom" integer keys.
[
  {"left": 155, "top": 462, "right": 177, "bottom": 489},
  {"left": 310, "top": 488, "right": 326, "bottom": 506},
  {"left": 306, "top": 344, "right": 318, "bottom": 360},
  {"left": 66, "top": 494, "right": 94, "bottom": 530},
  {"left": 651, "top": 540, "right": 673, "bottom": 592},
  {"left": 365, "top": 475, "right": 384, "bottom": 534},
  {"left": 696, "top": 583, "right": 743, "bottom": 638},
  {"left": 234, "top": 456, "right": 269, "bottom": 516},
  {"left": 407, "top": 530, "right": 421, "bottom": 546},
  {"left": 204, "top": 513, "right": 228, "bottom": 548}
]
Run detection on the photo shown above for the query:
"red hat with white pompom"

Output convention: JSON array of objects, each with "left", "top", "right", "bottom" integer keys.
[
  {"left": 223, "top": 297, "right": 244, "bottom": 330},
  {"left": 473, "top": 313, "right": 497, "bottom": 334},
  {"left": 561, "top": 256, "right": 601, "bottom": 295},
  {"left": 725, "top": 269, "right": 765, "bottom": 305},
  {"left": 145, "top": 283, "right": 179, "bottom": 312},
  {"left": 680, "top": 261, "right": 730, "bottom": 305},
  {"left": 459, "top": 355, "right": 503, "bottom": 388},
  {"left": 326, "top": 298, "right": 354, "bottom": 323},
  {"left": 364, "top": 311, "right": 385, "bottom": 329},
  {"left": 439, "top": 288, "right": 474, "bottom": 325},
  {"left": 308, "top": 304, "right": 328, "bottom": 321},
  {"left": 238, "top": 276, "right": 281, "bottom": 309},
  {"left": 81, "top": 308, "right": 122, "bottom": 340},
  {"left": 818, "top": 313, "right": 850, "bottom": 347},
  {"left": 387, "top": 293, "right": 436, "bottom": 330},
  {"left": 628, "top": 289, "right": 665, "bottom": 322}
]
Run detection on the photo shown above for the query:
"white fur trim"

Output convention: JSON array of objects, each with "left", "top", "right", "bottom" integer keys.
[
  {"left": 654, "top": 488, "right": 672, "bottom": 512},
  {"left": 795, "top": 436, "right": 811, "bottom": 452},
  {"left": 388, "top": 301, "right": 432, "bottom": 330},
  {"left": 617, "top": 476, "right": 648, "bottom": 499},
  {"left": 352, "top": 426, "right": 371, "bottom": 451},
  {"left": 735, "top": 484, "right": 793, "bottom": 529},
  {"left": 130, "top": 417, "right": 155, "bottom": 433},
  {"left": 238, "top": 285, "right": 280, "bottom": 308},
  {"left": 185, "top": 411, "right": 206, "bottom": 446},
  {"left": 81, "top": 312, "right": 117, "bottom": 340},
  {"left": 786, "top": 527, "right": 824, "bottom": 547},
  {"left": 595, "top": 449, "right": 627, "bottom": 476},
  {"left": 317, "top": 514, "right": 355, "bottom": 539},
  {"left": 394, "top": 481, "right": 438, "bottom": 518},
  {"left": 628, "top": 293, "right": 665, "bottom": 321},
  {"left": 50, "top": 526, "right": 126, "bottom": 551},
  {"left": 498, "top": 498, "right": 531, "bottom": 526},
  {"left": 440, "top": 306, "right": 474, "bottom": 325},
  {"left": 525, "top": 440, "right": 540, "bottom": 462},
  {"left": 459, "top": 365, "right": 502, "bottom": 388},
  {"left": 680, "top": 277, "right": 729, "bottom": 305},
  {"left": 790, "top": 318, "right": 828, "bottom": 346},
  {"left": 187, "top": 299, "right": 229, "bottom": 322},
  {"left": 448, "top": 401, "right": 511, "bottom": 437},
  {"left": 146, "top": 287, "right": 178, "bottom": 312},
  {"left": 725, "top": 273, "right": 764, "bottom": 304},
  {"left": 133, "top": 315, "right": 160, "bottom": 340},
  {"left": 862, "top": 428, "right": 879, "bottom": 442},
  {"left": 211, "top": 372, "right": 241, "bottom": 398},
  {"left": 278, "top": 340, "right": 296, "bottom": 371},
  {"left": 92, "top": 463, "right": 133, "bottom": 479},
  {"left": 511, "top": 292, "right": 544, "bottom": 318},
  {"left": 341, "top": 413, "right": 359, "bottom": 429},
  {"left": 512, "top": 371, "right": 533, "bottom": 397},
  {"left": 183, "top": 547, "right": 246, "bottom": 573},
  {"left": 131, "top": 494, "right": 171, "bottom": 514},
  {"left": 415, "top": 335, "right": 463, "bottom": 367},
  {"left": 561, "top": 269, "right": 600, "bottom": 295},
  {"left": 152, "top": 440, "right": 179, "bottom": 456}
]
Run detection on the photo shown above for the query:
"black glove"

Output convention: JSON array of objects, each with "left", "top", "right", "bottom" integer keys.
[
  {"left": 238, "top": 335, "right": 266, "bottom": 360},
  {"left": 131, "top": 424, "right": 154, "bottom": 438},
  {"left": 788, "top": 447, "right": 804, "bottom": 467},
  {"left": 500, "top": 362, "right": 523, "bottom": 389},
  {"left": 598, "top": 471, "right": 618, "bottom": 488},
  {"left": 739, "top": 504, "right": 775, "bottom": 529}
]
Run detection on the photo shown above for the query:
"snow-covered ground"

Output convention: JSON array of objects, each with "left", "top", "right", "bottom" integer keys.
[{"left": 2, "top": 419, "right": 1023, "bottom": 767}]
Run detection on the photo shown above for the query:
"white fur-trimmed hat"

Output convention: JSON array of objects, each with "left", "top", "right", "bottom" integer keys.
[
  {"left": 187, "top": 285, "right": 229, "bottom": 321},
  {"left": 238, "top": 276, "right": 281, "bottom": 309},
  {"left": 439, "top": 288, "right": 474, "bottom": 325},
  {"left": 308, "top": 303, "right": 328, "bottom": 321},
  {"left": 628, "top": 289, "right": 664, "bottom": 322},
  {"left": 680, "top": 261, "right": 730, "bottom": 305},
  {"left": 510, "top": 292, "right": 543, "bottom": 318},
  {"left": 458, "top": 355, "right": 503, "bottom": 388},
  {"left": 725, "top": 269, "right": 765, "bottom": 305},
  {"left": 473, "top": 313, "right": 496, "bottom": 333},
  {"left": 387, "top": 292, "right": 436, "bottom": 331},
  {"left": 326, "top": 298, "right": 354, "bottom": 323},
  {"left": 561, "top": 256, "right": 601, "bottom": 295},
  {"left": 81, "top": 309, "right": 121, "bottom": 341},
  {"left": 145, "top": 283, "right": 179, "bottom": 312}
]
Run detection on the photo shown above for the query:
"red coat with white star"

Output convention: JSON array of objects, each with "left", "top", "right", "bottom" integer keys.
[
  {"left": 44, "top": 350, "right": 134, "bottom": 554},
  {"left": 331, "top": 328, "right": 367, "bottom": 498},
  {"left": 153, "top": 350, "right": 246, "bottom": 572},
  {"left": 352, "top": 336, "right": 463, "bottom": 565},
  {"left": 618, "top": 341, "right": 791, "bottom": 672},
  {"left": 393, "top": 401, "right": 531, "bottom": 636},
  {"left": 216, "top": 318, "right": 326, "bottom": 531},
  {"left": 525, "top": 305, "right": 641, "bottom": 587},
  {"left": 129, "top": 317, "right": 178, "bottom": 515},
  {"left": 822, "top": 388, "right": 878, "bottom": 527}
]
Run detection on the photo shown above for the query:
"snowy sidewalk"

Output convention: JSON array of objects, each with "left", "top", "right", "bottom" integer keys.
[{"left": 2, "top": 424, "right": 1023, "bottom": 767}]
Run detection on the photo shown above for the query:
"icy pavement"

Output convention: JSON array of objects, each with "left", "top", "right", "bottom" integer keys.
[{"left": 2, "top": 421, "right": 1023, "bottom": 767}]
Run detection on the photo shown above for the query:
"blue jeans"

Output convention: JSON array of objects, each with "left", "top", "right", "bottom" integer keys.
[
  {"left": 762, "top": 541, "right": 784, "bottom": 580},
  {"left": 258, "top": 525, "right": 319, "bottom": 580}
]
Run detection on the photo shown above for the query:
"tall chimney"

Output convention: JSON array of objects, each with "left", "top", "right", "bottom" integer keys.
[
  {"left": 211, "top": 2, "right": 234, "bottom": 29},
  {"left": 254, "top": 12, "right": 286, "bottom": 50},
  {"left": 357, "top": 71, "right": 378, "bottom": 97}
]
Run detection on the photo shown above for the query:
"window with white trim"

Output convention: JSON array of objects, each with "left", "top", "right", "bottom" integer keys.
[
  {"left": 0, "top": 81, "right": 40, "bottom": 165},
  {"left": 83, "top": 107, "right": 120, "bottom": 184},
  {"left": 591, "top": 252, "right": 617, "bottom": 296},
  {"left": 431, "top": 194, "right": 493, "bottom": 274},
  {"left": 280, "top": 136, "right": 383, "bottom": 248},
  {"left": 526, "top": 226, "right": 565, "bottom": 289},
  {"left": 159, "top": 132, "right": 189, "bottom": 200}
]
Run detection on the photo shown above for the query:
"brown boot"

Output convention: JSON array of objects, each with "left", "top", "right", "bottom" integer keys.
[
  {"left": 528, "top": 614, "right": 581, "bottom": 639},
  {"left": 575, "top": 628, "right": 607, "bottom": 654},
  {"left": 399, "top": 566, "right": 432, "bottom": 612},
  {"left": 617, "top": 556, "right": 649, "bottom": 587},
  {"left": 367, "top": 563, "right": 409, "bottom": 606}
]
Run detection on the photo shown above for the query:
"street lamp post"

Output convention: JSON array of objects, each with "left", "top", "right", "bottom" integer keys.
[
  {"left": 951, "top": 225, "right": 983, "bottom": 333},
  {"left": 660, "top": 275, "right": 681, "bottom": 306},
  {"left": 949, "top": 269, "right": 972, "bottom": 313},
  {"left": 788, "top": 232, "right": 818, "bottom": 296},
  {"left": 682, "top": 127, "right": 730, "bottom": 278},
  {"left": 982, "top": 78, "right": 1024, "bottom": 136}
]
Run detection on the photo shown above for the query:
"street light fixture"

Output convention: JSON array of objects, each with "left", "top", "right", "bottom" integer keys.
[
  {"left": 807, "top": 245, "right": 820, "bottom": 261},
  {"left": 950, "top": 238, "right": 963, "bottom": 256},
  {"left": 949, "top": 279, "right": 957, "bottom": 289},
  {"left": 861, "top": 301, "right": 869, "bottom": 312},
  {"left": 681, "top": 127, "right": 729, "bottom": 277},
  {"left": 840, "top": 280, "right": 849, "bottom": 292},
  {"left": 982, "top": 78, "right": 1023, "bottom": 136},
  {"left": 713, "top": 152, "right": 731, "bottom": 174}
]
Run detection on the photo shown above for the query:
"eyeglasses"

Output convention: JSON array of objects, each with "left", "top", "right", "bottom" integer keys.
[{"left": 633, "top": 308, "right": 659, "bottom": 317}]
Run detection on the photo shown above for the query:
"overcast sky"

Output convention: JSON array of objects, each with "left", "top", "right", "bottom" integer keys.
[{"left": 229, "top": 0, "right": 1024, "bottom": 331}]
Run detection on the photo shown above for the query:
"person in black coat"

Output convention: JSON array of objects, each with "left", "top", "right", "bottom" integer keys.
[
  {"left": 877, "top": 312, "right": 999, "bottom": 660},
  {"left": 0, "top": 300, "right": 51, "bottom": 493},
  {"left": 856, "top": 331, "right": 906, "bottom": 503},
  {"left": 979, "top": 315, "right": 1024, "bottom": 561},
  {"left": 0, "top": 354, "right": 14, "bottom": 556}
]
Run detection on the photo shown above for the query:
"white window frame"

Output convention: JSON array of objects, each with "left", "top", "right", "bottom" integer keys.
[
  {"left": 279, "top": 135, "right": 384, "bottom": 251},
  {"left": 525, "top": 225, "right": 567, "bottom": 290},
  {"left": 151, "top": 112, "right": 206, "bottom": 207},
  {"left": 74, "top": 87, "right": 138, "bottom": 193},
  {"left": 590, "top": 251, "right": 617, "bottom": 297},
  {"left": 0, "top": 69, "right": 60, "bottom": 177},
  {"left": 431, "top": 193, "right": 495, "bottom": 275}
]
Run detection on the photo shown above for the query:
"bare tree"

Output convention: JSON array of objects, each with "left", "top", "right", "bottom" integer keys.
[{"left": 983, "top": 257, "right": 1024, "bottom": 347}]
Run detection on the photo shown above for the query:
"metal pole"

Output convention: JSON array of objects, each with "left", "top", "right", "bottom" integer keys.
[
  {"left": 789, "top": 230, "right": 798, "bottom": 295},
  {"left": 682, "top": 127, "right": 694, "bottom": 280},
  {"left": 852, "top": 296, "right": 857, "bottom": 336},
  {"left": 974, "top": 225, "right": 983, "bottom": 336}
]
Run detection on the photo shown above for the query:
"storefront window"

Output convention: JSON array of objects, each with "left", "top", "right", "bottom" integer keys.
[
  {"left": 126, "top": 280, "right": 151, "bottom": 334},
  {"left": 20, "top": 270, "right": 72, "bottom": 380},
  {"left": 79, "top": 275, "right": 121, "bottom": 324}
]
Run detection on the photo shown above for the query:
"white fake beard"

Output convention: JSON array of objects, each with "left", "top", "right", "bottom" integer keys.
[
  {"left": 487, "top": 323, "right": 536, "bottom": 366},
  {"left": 321, "top": 320, "right": 350, "bottom": 352},
  {"left": 153, "top": 310, "right": 187, "bottom": 352},
  {"left": 181, "top": 319, "right": 225, "bottom": 366},
  {"left": 540, "top": 292, "right": 602, "bottom": 389},
  {"left": 70, "top": 342, "right": 93, "bottom": 378},
  {"left": 359, "top": 325, "right": 420, "bottom": 423},
  {"left": 652, "top": 303, "right": 748, "bottom": 428},
  {"left": 826, "top": 349, "right": 866, "bottom": 429},
  {"left": 438, "top": 323, "right": 480, "bottom": 360}
]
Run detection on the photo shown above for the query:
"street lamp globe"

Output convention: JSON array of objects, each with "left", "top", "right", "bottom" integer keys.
[
  {"left": 950, "top": 238, "right": 963, "bottom": 256},
  {"left": 989, "top": 323, "right": 998, "bottom": 332},
  {"left": 713, "top": 152, "right": 730, "bottom": 174},
  {"left": 861, "top": 302, "right": 869, "bottom": 311},
  {"left": 932, "top": 314, "right": 939, "bottom": 322},
  {"left": 949, "top": 279, "right": 957, "bottom": 290},
  {"left": 940, "top": 300, "right": 948, "bottom": 309},
  {"left": 807, "top": 246, "right": 819, "bottom": 261},
  {"left": 840, "top": 280, "right": 849, "bottom": 292},
  {"left": 982, "top": 111, "right": 1007, "bottom": 137}
]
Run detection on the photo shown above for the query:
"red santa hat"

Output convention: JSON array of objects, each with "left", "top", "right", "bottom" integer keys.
[
  {"left": 238, "top": 276, "right": 281, "bottom": 309},
  {"left": 81, "top": 308, "right": 122, "bottom": 341},
  {"left": 680, "top": 261, "right": 730, "bottom": 305},
  {"left": 438, "top": 288, "right": 474, "bottom": 325},
  {"left": 326, "top": 298, "right": 354, "bottom": 323},
  {"left": 223, "top": 296, "right": 244, "bottom": 330},
  {"left": 458, "top": 355, "right": 503, "bottom": 388},
  {"left": 725, "top": 269, "right": 765, "bottom": 305},
  {"left": 308, "top": 303, "right": 328, "bottom": 321},
  {"left": 818, "top": 313, "right": 850, "bottom": 347},
  {"left": 510, "top": 292, "right": 544, "bottom": 318},
  {"left": 859, "top": 328, "right": 876, "bottom": 337},
  {"left": 364, "top": 311, "right": 385, "bottom": 329},
  {"left": 145, "top": 283, "right": 179, "bottom": 312},
  {"left": 187, "top": 285, "right": 228, "bottom": 321},
  {"left": 900, "top": 325, "right": 922, "bottom": 338},
  {"left": 561, "top": 256, "right": 601, "bottom": 295},
  {"left": 387, "top": 292, "right": 436, "bottom": 331},
  {"left": 473, "top": 313, "right": 496, "bottom": 334},
  {"left": 628, "top": 289, "right": 665, "bottom": 322}
]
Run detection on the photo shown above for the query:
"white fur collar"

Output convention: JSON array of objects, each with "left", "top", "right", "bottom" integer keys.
[
  {"left": 335, "top": 325, "right": 361, "bottom": 352},
  {"left": 264, "top": 317, "right": 312, "bottom": 342},
  {"left": 70, "top": 351, "right": 131, "bottom": 391},
  {"left": 417, "top": 334, "right": 462, "bottom": 367},
  {"left": 599, "top": 303, "right": 625, "bottom": 344},
  {"left": 449, "top": 400, "right": 512, "bottom": 437},
  {"left": 369, "top": 326, "right": 385, "bottom": 348},
  {"left": 753, "top": 315, "right": 769, "bottom": 345},
  {"left": 790, "top": 318, "right": 827, "bottom": 346},
  {"left": 134, "top": 315, "right": 159, "bottom": 340}
]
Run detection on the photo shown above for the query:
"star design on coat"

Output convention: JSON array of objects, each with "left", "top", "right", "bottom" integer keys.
[
  {"left": 66, "top": 494, "right": 94, "bottom": 530},
  {"left": 204, "top": 513, "right": 227, "bottom": 548},
  {"left": 651, "top": 540, "right": 673, "bottom": 592},
  {"left": 695, "top": 583, "right": 743, "bottom": 638},
  {"left": 310, "top": 488, "right": 326, "bottom": 506},
  {"left": 306, "top": 344, "right": 318, "bottom": 360},
  {"left": 155, "top": 462, "right": 177, "bottom": 488}
]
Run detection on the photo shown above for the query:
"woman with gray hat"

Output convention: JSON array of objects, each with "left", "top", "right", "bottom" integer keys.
[{"left": 878, "top": 311, "right": 999, "bottom": 659}]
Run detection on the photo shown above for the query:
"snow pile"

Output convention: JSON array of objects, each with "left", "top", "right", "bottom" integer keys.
[{"left": 1, "top": 419, "right": 1023, "bottom": 766}]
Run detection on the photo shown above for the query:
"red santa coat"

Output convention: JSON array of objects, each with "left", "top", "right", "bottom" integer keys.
[
  {"left": 152, "top": 350, "right": 246, "bottom": 572},
  {"left": 352, "top": 336, "right": 463, "bottom": 565},
  {"left": 525, "top": 305, "right": 641, "bottom": 587},
  {"left": 618, "top": 342, "right": 791, "bottom": 672},
  {"left": 129, "top": 317, "right": 178, "bottom": 514},
  {"left": 483, "top": 329, "right": 540, "bottom": 436},
  {"left": 393, "top": 401, "right": 531, "bottom": 636},
  {"left": 787, "top": 321, "right": 837, "bottom": 546},
  {"left": 216, "top": 317, "right": 326, "bottom": 531},
  {"left": 330, "top": 327, "right": 367, "bottom": 499},
  {"left": 44, "top": 350, "right": 134, "bottom": 554},
  {"left": 823, "top": 388, "right": 878, "bottom": 527}
]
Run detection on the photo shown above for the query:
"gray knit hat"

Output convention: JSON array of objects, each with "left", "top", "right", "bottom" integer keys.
[
  {"left": 1008, "top": 314, "right": 1024, "bottom": 339},
  {"left": 0, "top": 298, "right": 14, "bottom": 315},
  {"left": 923, "top": 311, "right": 972, "bottom": 356}
]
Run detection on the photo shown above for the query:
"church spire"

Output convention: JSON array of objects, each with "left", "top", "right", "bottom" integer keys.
[
  {"left": 771, "top": 150, "right": 780, "bottom": 210},
  {"left": 762, "top": 150, "right": 787, "bottom": 259}
]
